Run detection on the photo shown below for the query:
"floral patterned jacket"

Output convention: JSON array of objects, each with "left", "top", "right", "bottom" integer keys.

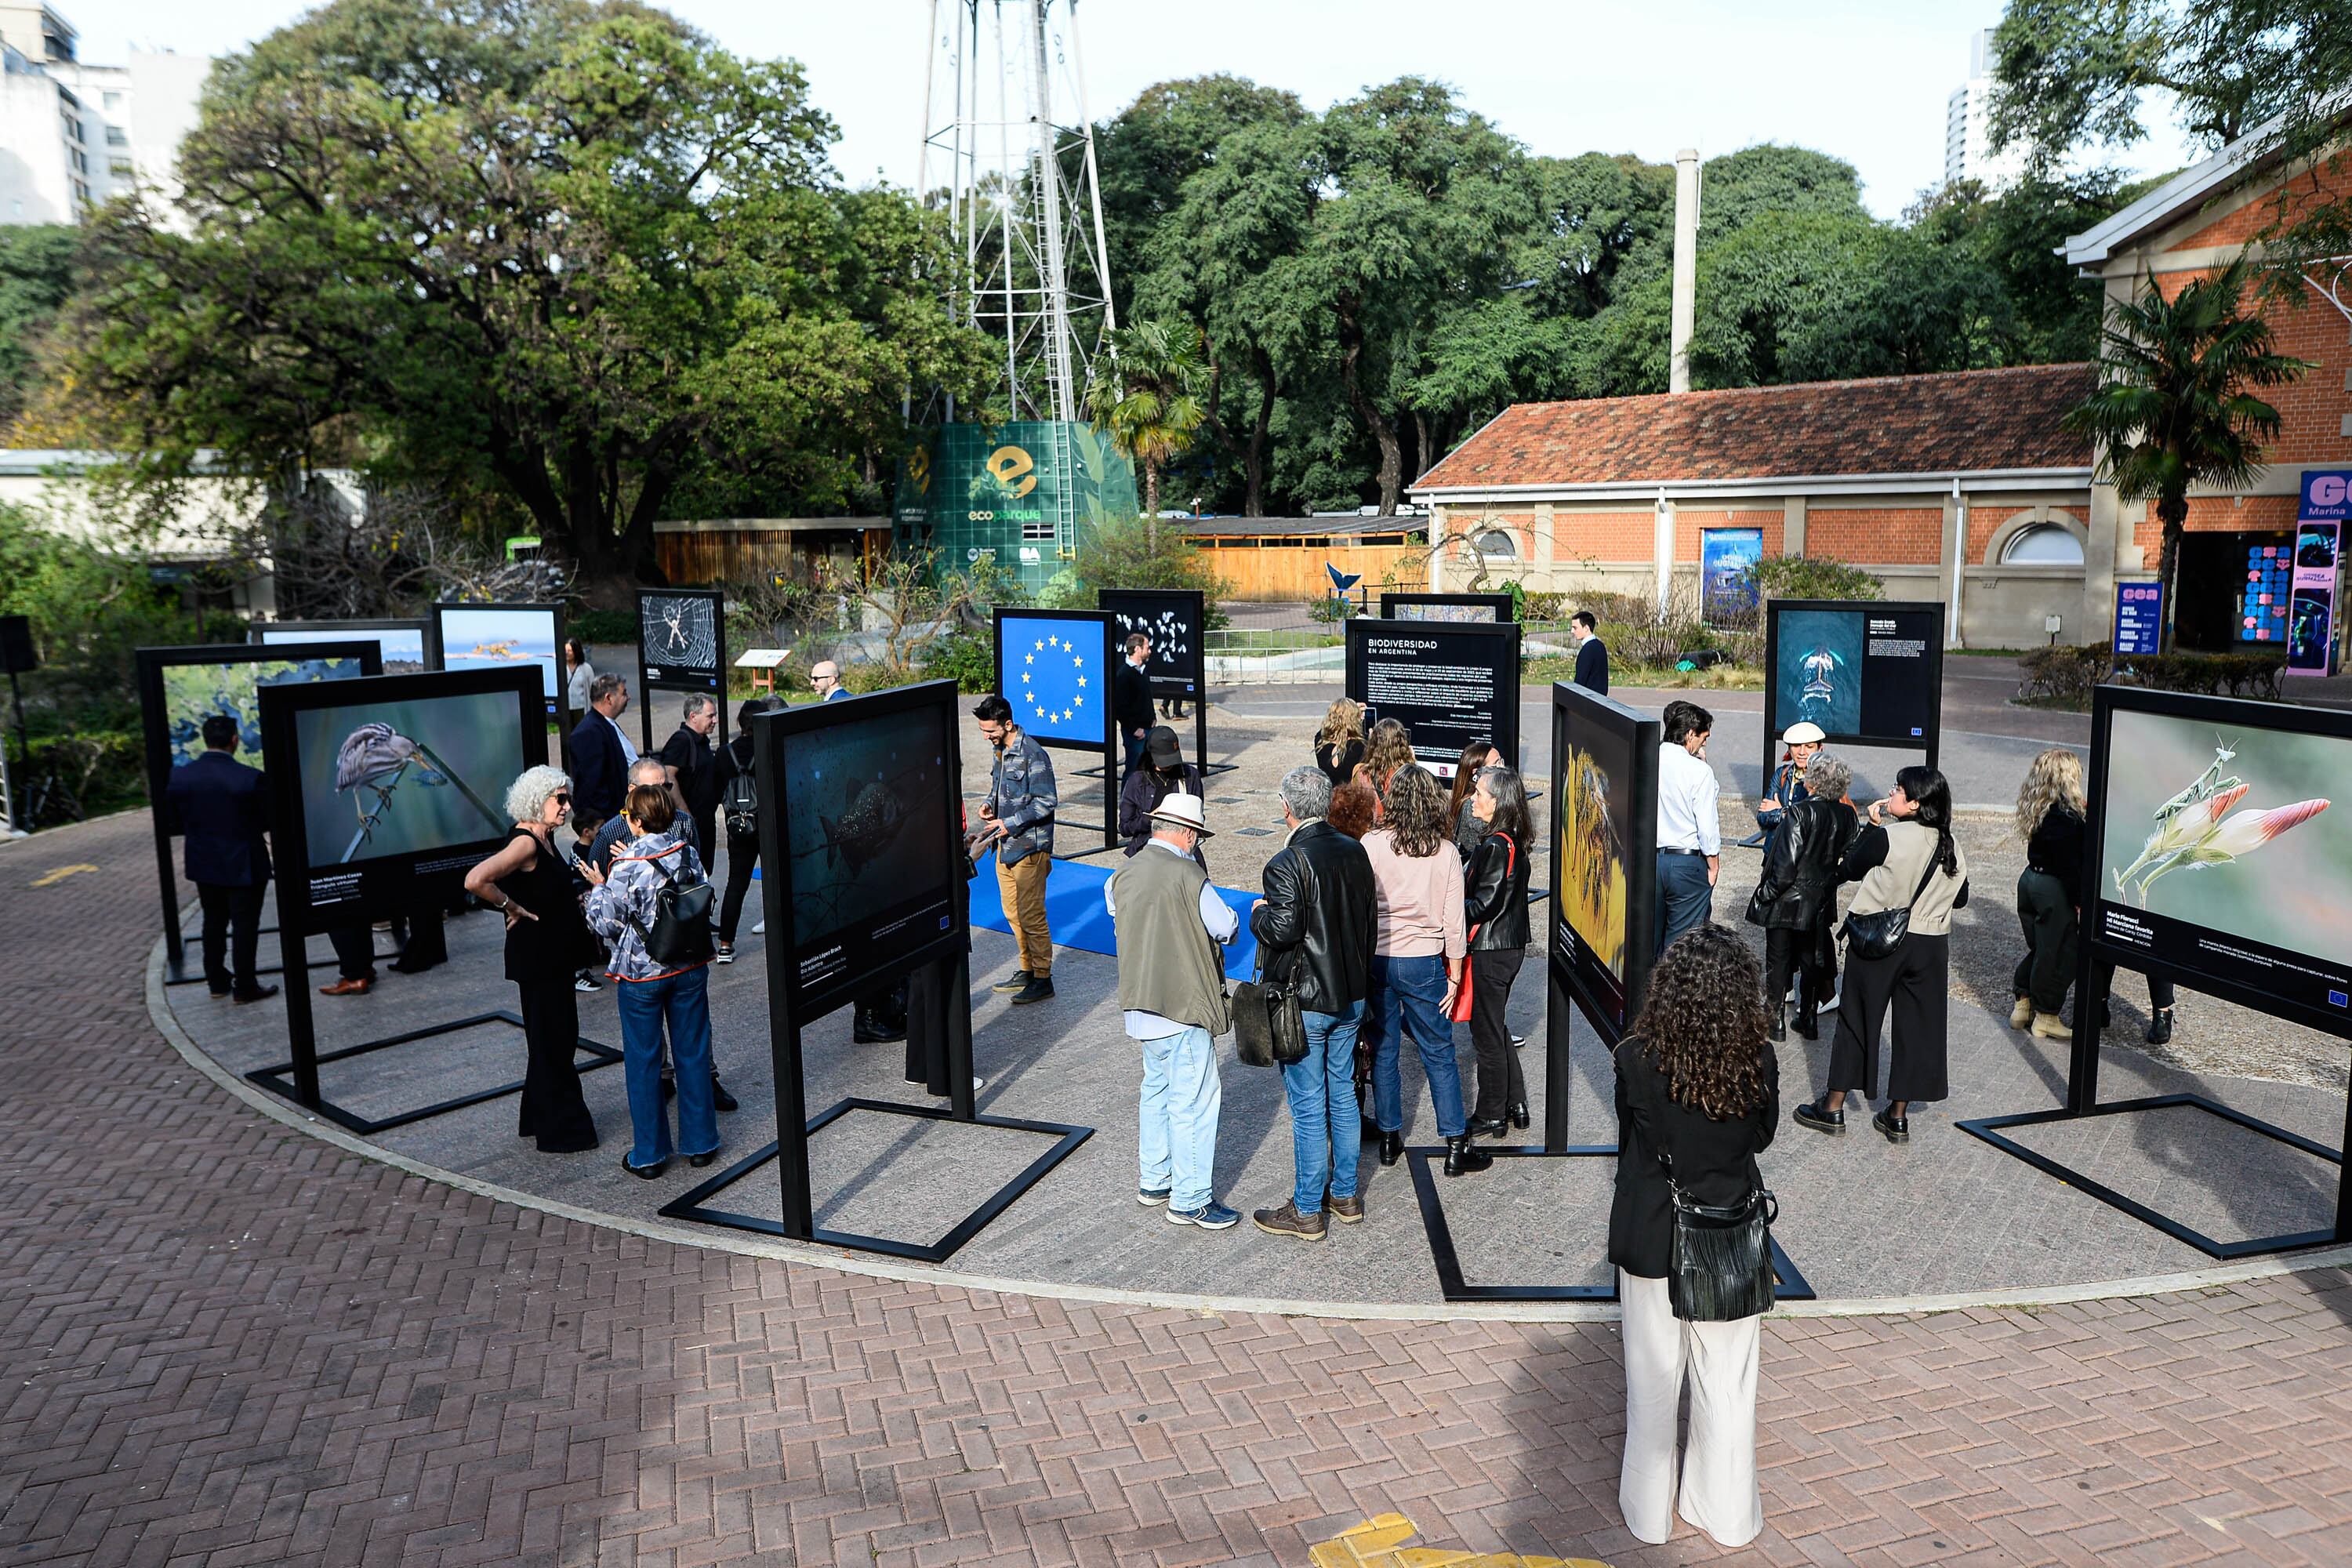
[{"left": 584, "top": 829, "right": 710, "bottom": 981}]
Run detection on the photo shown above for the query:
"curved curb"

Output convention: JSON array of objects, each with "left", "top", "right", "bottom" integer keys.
[{"left": 146, "top": 936, "right": 2352, "bottom": 1323}]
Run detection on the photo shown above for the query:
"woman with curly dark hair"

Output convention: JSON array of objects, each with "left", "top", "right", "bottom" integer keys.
[
  {"left": 1359, "top": 719, "right": 1416, "bottom": 823},
  {"left": 1610, "top": 924, "right": 1776, "bottom": 1548}
]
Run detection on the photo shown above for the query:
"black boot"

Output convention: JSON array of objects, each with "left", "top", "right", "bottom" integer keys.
[
  {"left": 2145, "top": 1007, "right": 2174, "bottom": 1045},
  {"left": 1360, "top": 1116, "right": 1384, "bottom": 1146},
  {"left": 1769, "top": 1002, "right": 1786, "bottom": 1043},
  {"left": 1379, "top": 1130, "right": 1403, "bottom": 1167},
  {"left": 1443, "top": 1134, "right": 1492, "bottom": 1177},
  {"left": 1508, "top": 1101, "right": 1530, "bottom": 1131},
  {"left": 1792, "top": 1001, "right": 1820, "bottom": 1041}
]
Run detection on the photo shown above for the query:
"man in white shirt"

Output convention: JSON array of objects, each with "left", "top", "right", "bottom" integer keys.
[{"left": 1655, "top": 699, "right": 1720, "bottom": 956}]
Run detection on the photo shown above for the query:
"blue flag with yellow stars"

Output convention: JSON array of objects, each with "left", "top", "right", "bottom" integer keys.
[{"left": 995, "top": 613, "right": 1108, "bottom": 745}]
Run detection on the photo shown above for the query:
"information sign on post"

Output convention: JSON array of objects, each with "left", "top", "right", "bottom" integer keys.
[
  {"left": 1344, "top": 619, "right": 1521, "bottom": 778},
  {"left": 2114, "top": 581, "right": 2165, "bottom": 658},
  {"left": 2288, "top": 469, "right": 2351, "bottom": 677}
]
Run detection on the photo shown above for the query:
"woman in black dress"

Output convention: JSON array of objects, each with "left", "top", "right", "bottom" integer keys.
[{"left": 463, "top": 764, "right": 599, "bottom": 1154}]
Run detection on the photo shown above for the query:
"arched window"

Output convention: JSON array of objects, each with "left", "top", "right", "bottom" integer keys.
[
  {"left": 1999, "top": 523, "right": 2084, "bottom": 564},
  {"left": 1474, "top": 528, "right": 1518, "bottom": 560}
]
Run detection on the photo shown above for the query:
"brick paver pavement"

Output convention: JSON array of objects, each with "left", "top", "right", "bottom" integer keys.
[{"left": 5, "top": 811, "right": 2352, "bottom": 1566}]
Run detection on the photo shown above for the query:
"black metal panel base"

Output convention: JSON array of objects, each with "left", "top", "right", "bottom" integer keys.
[
  {"left": 1405, "top": 1144, "right": 1817, "bottom": 1305},
  {"left": 1958, "top": 1094, "right": 2346, "bottom": 1259},
  {"left": 165, "top": 940, "right": 399, "bottom": 989},
  {"left": 659, "top": 1096, "right": 1093, "bottom": 1263},
  {"left": 246, "top": 1010, "right": 622, "bottom": 1136}
]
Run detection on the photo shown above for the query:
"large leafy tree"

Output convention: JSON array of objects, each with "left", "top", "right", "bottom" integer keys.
[
  {"left": 0, "top": 227, "right": 77, "bottom": 434},
  {"left": 60, "top": 0, "right": 994, "bottom": 603},
  {"left": 2063, "top": 255, "right": 2309, "bottom": 650}
]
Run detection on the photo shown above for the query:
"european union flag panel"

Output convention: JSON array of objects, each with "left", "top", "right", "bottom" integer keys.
[{"left": 997, "top": 613, "right": 1109, "bottom": 745}]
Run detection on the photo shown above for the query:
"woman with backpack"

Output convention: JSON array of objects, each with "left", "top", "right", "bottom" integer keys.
[
  {"left": 583, "top": 782, "right": 720, "bottom": 1178},
  {"left": 711, "top": 698, "right": 774, "bottom": 963}
]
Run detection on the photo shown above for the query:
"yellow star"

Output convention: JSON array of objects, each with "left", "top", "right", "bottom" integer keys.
[
  {"left": 1025, "top": 652, "right": 1034, "bottom": 664},
  {"left": 1033, "top": 638, "right": 1045, "bottom": 652},
  {"left": 1076, "top": 676, "right": 1087, "bottom": 688},
  {"left": 1072, "top": 653, "right": 1082, "bottom": 666}
]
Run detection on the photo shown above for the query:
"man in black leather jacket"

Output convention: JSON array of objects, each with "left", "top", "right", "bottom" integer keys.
[
  {"left": 1247, "top": 767, "right": 1378, "bottom": 1241},
  {"left": 1743, "top": 750, "right": 1858, "bottom": 1042}
]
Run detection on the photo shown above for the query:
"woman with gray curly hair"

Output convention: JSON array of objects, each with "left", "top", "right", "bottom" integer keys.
[{"left": 463, "top": 764, "right": 600, "bottom": 1154}]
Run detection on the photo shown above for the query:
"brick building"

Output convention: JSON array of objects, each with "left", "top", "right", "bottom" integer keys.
[{"left": 1410, "top": 120, "right": 2352, "bottom": 653}]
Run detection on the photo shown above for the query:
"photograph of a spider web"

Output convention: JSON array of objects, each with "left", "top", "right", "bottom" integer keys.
[
  {"left": 782, "top": 706, "right": 953, "bottom": 956},
  {"left": 641, "top": 593, "right": 720, "bottom": 675}
]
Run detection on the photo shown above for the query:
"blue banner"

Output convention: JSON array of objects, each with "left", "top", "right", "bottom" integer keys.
[
  {"left": 996, "top": 612, "right": 1109, "bottom": 746},
  {"left": 2299, "top": 469, "right": 2352, "bottom": 523},
  {"left": 1700, "top": 528, "right": 1763, "bottom": 618},
  {"left": 2114, "top": 580, "right": 2164, "bottom": 657}
]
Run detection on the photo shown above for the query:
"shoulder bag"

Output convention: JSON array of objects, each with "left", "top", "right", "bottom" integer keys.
[
  {"left": 1232, "top": 946, "right": 1308, "bottom": 1069},
  {"left": 1838, "top": 842, "right": 1942, "bottom": 962},
  {"left": 1646, "top": 1085, "right": 1778, "bottom": 1322}
]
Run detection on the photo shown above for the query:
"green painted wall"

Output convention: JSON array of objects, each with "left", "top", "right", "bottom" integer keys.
[{"left": 892, "top": 422, "right": 1139, "bottom": 597}]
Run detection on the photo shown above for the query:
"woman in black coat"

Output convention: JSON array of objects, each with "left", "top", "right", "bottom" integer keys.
[
  {"left": 1610, "top": 924, "right": 1777, "bottom": 1548},
  {"left": 1118, "top": 726, "right": 1206, "bottom": 864},
  {"left": 1744, "top": 750, "right": 1857, "bottom": 1041},
  {"left": 1462, "top": 764, "right": 1533, "bottom": 1137}
]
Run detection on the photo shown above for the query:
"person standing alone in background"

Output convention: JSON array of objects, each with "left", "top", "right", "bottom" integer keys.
[
  {"left": 1115, "top": 633, "right": 1155, "bottom": 779},
  {"left": 971, "top": 693, "right": 1058, "bottom": 1005},
  {"left": 166, "top": 713, "right": 278, "bottom": 1004},
  {"left": 1655, "top": 700, "right": 1720, "bottom": 955},
  {"left": 1570, "top": 611, "right": 1609, "bottom": 695}
]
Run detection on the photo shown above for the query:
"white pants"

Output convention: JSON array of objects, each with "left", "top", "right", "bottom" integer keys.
[{"left": 1617, "top": 1269, "right": 1764, "bottom": 1548}]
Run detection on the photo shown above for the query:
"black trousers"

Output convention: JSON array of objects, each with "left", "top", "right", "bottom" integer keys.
[
  {"left": 328, "top": 923, "right": 377, "bottom": 981},
  {"left": 2012, "top": 869, "right": 2075, "bottom": 1014},
  {"left": 390, "top": 906, "right": 446, "bottom": 972},
  {"left": 514, "top": 975, "right": 598, "bottom": 1152},
  {"left": 2092, "top": 962, "right": 2176, "bottom": 1013},
  {"left": 1468, "top": 946, "right": 1526, "bottom": 1122},
  {"left": 195, "top": 880, "right": 267, "bottom": 994},
  {"left": 719, "top": 829, "right": 760, "bottom": 943},
  {"left": 1828, "top": 931, "right": 1949, "bottom": 1103},
  {"left": 904, "top": 955, "right": 960, "bottom": 1093},
  {"left": 1762, "top": 920, "right": 1835, "bottom": 1012}
]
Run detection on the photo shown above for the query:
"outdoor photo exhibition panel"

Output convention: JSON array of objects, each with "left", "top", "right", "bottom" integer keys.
[
  {"left": 634, "top": 587, "right": 728, "bottom": 752},
  {"left": 1379, "top": 592, "right": 1515, "bottom": 622},
  {"left": 430, "top": 601, "right": 566, "bottom": 724},
  {"left": 137, "top": 640, "right": 382, "bottom": 978},
  {"left": 991, "top": 606, "right": 1119, "bottom": 854},
  {"left": 659, "top": 679, "right": 1090, "bottom": 1261},
  {"left": 250, "top": 619, "right": 437, "bottom": 674},
  {"left": 1410, "top": 677, "right": 1813, "bottom": 1305},
  {"left": 1760, "top": 598, "right": 1943, "bottom": 786},
  {"left": 1344, "top": 618, "right": 1521, "bottom": 777},
  {"left": 1961, "top": 684, "right": 2352, "bottom": 1257},
  {"left": 1098, "top": 587, "right": 1223, "bottom": 775},
  {"left": 249, "top": 665, "right": 615, "bottom": 1131}
]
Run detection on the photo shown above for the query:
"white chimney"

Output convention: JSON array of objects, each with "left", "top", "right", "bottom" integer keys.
[{"left": 1670, "top": 147, "right": 1700, "bottom": 394}]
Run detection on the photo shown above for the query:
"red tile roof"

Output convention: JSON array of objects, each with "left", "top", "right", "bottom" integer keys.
[{"left": 1411, "top": 364, "right": 2096, "bottom": 492}]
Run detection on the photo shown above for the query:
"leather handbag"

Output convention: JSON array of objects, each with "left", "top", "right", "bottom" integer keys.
[
  {"left": 1232, "top": 950, "right": 1309, "bottom": 1069},
  {"left": 1653, "top": 1141, "right": 1777, "bottom": 1322},
  {"left": 1838, "top": 851, "right": 1940, "bottom": 963}
]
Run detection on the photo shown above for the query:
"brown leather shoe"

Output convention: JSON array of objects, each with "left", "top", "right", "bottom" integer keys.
[
  {"left": 1327, "top": 1194, "right": 1365, "bottom": 1225},
  {"left": 318, "top": 975, "right": 373, "bottom": 996},
  {"left": 1251, "top": 1201, "right": 1327, "bottom": 1241}
]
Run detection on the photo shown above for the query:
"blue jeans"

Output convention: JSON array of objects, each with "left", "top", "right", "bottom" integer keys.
[
  {"left": 1136, "top": 1025, "right": 1221, "bottom": 1210},
  {"left": 1281, "top": 1001, "right": 1367, "bottom": 1214},
  {"left": 1656, "top": 851, "right": 1715, "bottom": 957},
  {"left": 615, "top": 965, "right": 719, "bottom": 1170},
  {"left": 1368, "top": 953, "right": 1467, "bottom": 1140}
]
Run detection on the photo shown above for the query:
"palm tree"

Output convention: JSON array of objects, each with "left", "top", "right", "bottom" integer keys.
[
  {"left": 2063, "top": 254, "right": 2309, "bottom": 652},
  {"left": 1083, "top": 321, "right": 1207, "bottom": 540}
]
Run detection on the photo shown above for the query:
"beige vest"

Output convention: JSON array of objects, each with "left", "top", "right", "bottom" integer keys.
[
  {"left": 1848, "top": 819, "right": 1969, "bottom": 937},
  {"left": 1110, "top": 844, "right": 1232, "bottom": 1036}
]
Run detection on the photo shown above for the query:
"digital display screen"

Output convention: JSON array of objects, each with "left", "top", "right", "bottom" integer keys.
[
  {"left": 995, "top": 611, "right": 1112, "bottom": 747},
  {"left": 1100, "top": 589, "right": 1203, "bottom": 696},
  {"left": 291, "top": 689, "right": 525, "bottom": 874},
  {"left": 1549, "top": 681, "right": 1659, "bottom": 1042}
]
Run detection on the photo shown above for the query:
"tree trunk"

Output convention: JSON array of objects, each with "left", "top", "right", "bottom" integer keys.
[
  {"left": 2156, "top": 490, "right": 2189, "bottom": 655},
  {"left": 1246, "top": 340, "right": 1276, "bottom": 521},
  {"left": 1335, "top": 294, "right": 1403, "bottom": 516},
  {"left": 1142, "top": 458, "right": 1160, "bottom": 520}
]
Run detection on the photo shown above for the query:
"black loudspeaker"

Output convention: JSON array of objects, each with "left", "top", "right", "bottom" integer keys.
[{"left": 0, "top": 615, "right": 33, "bottom": 675}]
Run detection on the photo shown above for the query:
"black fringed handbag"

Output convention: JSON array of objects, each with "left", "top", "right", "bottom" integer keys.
[{"left": 1654, "top": 1142, "right": 1779, "bottom": 1323}]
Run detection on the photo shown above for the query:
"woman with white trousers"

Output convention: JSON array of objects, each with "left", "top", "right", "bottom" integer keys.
[{"left": 1609, "top": 924, "right": 1778, "bottom": 1548}]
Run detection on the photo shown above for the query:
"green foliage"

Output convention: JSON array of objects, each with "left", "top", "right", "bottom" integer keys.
[
  {"left": 2019, "top": 641, "right": 2286, "bottom": 708},
  {"left": 567, "top": 608, "right": 637, "bottom": 646},
  {"left": 0, "top": 226, "right": 77, "bottom": 431},
  {"left": 1083, "top": 320, "right": 1209, "bottom": 516},
  {"left": 1751, "top": 556, "right": 1886, "bottom": 603},
  {"left": 921, "top": 628, "right": 996, "bottom": 694},
  {"left": 1044, "top": 514, "right": 1230, "bottom": 616},
  {"left": 1987, "top": 0, "right": 2292, "bottom": 166}
]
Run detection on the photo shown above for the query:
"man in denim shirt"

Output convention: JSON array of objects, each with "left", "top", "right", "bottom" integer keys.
[{"left": 971, "top": 692, "right": 1058, "bottom": 1004}]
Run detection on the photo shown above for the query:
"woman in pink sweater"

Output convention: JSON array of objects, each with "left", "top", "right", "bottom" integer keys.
[{"left": 1361, "top": 765, "right": 1490, "bottom": 1178}]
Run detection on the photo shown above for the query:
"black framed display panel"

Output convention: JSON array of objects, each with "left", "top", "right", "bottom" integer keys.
[
  {"left": 430, "top": 601, "right": 568, "bottom": 726},
  {"left": 1380, "top": 592, "right": 1515, "bottom": 622},
  {"left": 633, "top": 587, "right": 728, "bottom": 753},
  {"left": 662, "top": 681, "right": 1089, "bottom": 1258},
  {"left": 1959, "top": 684, "right": 2352, "bottom": 1258},
  {"left": 990, "top": 606, "right": 1120, "bottom": 855},
  {"left": 1548, "top": 681, "right": 1661, "bottom": 1058},
  {"left": 249, "top": 618, "right": 439, "bottom": 673},
  {"left": 1344, "top": 618, "right": 1523, "bottom": 777},
  {"left": 245, "top": 1009, "right": 620, "bottom": 1135},
  {"left": 1098, "top": 587, "right": 1228, "bottom": 779},
  {"left": 1403, "top": 1145, "right": 1816, "bottom": 1304},
  {"left": 1760, "top": 598, "right": 1943, "bottom": 787},
  {"left": 137, "top": 639, "right": 383, "bottom": 976},
  {"left": 254, "top": 664, "right": 546, "bottom": 1120}
]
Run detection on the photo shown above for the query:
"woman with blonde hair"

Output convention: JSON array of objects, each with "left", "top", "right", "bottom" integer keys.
[
  {"left": 1314, "top": 698, "right": 1367, "bottom": 787},
  {"left": 2010, "top": 746, "right": 2176, "bottom": 1044}
]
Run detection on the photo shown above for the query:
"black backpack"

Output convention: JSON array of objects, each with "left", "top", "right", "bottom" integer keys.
[
  {"left": 627, "top": 844, "right": 717, "bottom": 967},
  {"left": 720, "top": 738, "right": 759, "bottom": 839}
]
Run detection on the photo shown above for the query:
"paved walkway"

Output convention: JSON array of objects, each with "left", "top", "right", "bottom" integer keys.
[{"left": 9, "top": 811, "right": 2352, "bottom": 1565}]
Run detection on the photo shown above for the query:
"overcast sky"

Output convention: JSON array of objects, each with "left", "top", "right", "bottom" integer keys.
[{"left": 80, "top": 0, "right": 2202, "bottom": 220}]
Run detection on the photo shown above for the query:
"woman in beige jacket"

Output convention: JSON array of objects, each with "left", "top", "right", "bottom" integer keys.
[{"left": 1794, "top": 766, "right": 1969, "bottom": 1145}]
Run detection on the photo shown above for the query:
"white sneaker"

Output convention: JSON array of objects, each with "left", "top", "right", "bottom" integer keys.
[
  {"left": 574, "top": 974, "right": 601, "bottom": 993},
  {"left": 752, "top": 919, "right": 765, "bottom": 935}
]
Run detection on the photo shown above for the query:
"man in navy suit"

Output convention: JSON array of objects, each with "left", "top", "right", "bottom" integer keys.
[
  {"left": 567, "top": 673, "right": 635, "bottom": 832},
  {"left": 165, "top": 714, "right": 279, "bottom": 1003}
]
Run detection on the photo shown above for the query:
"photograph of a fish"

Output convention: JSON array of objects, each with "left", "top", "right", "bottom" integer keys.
[{"left": 819, "top": 779, "right": 909, "bottom": 874}]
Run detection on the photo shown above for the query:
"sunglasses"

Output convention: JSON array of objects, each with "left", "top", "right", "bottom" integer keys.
[{"left": 552, "top": 792, "right": 571, "bottom": 804}]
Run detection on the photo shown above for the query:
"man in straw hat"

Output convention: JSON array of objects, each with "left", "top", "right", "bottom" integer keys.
[{"left": 1105, "top": 791, "right": 1241, "bottom": 1231}]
